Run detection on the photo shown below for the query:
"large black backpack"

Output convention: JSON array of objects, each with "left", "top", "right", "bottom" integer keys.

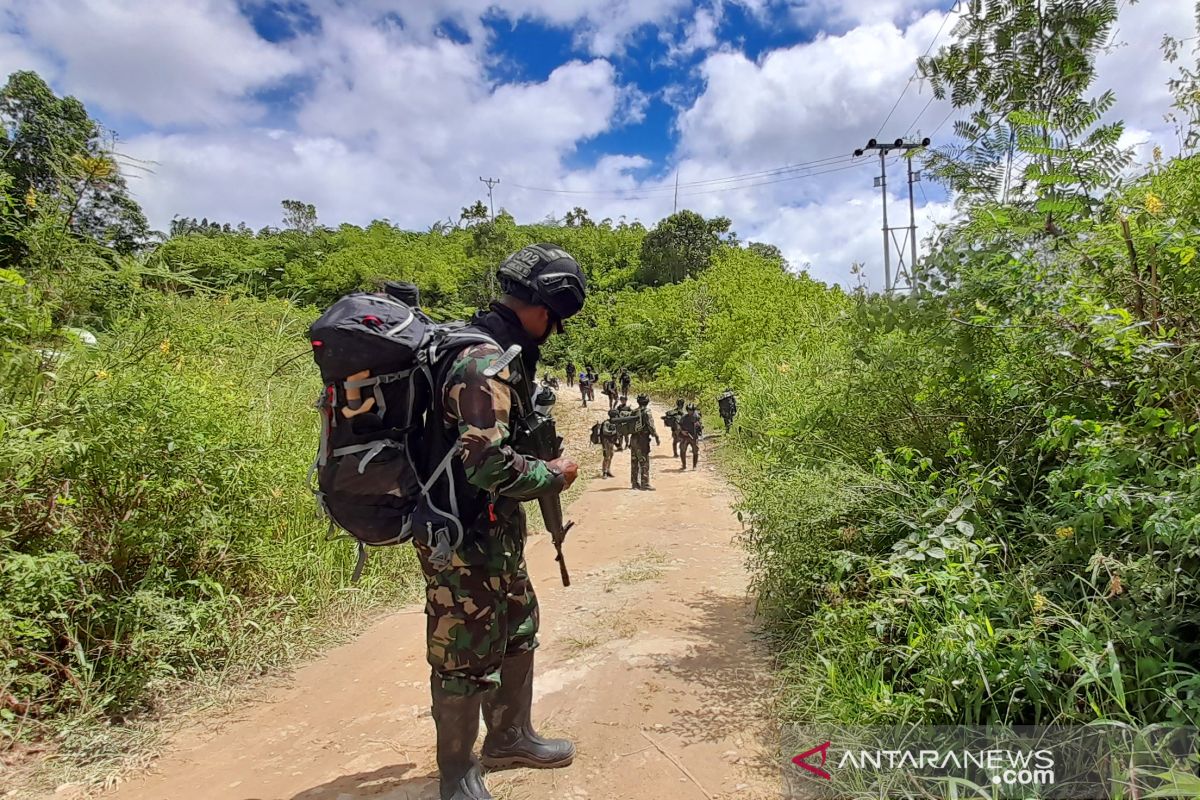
[{"left": 308, "top": 293, "right": 495, "bottom": 581}]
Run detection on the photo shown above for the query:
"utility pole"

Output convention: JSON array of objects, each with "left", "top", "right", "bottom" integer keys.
[
  {"left": 854, "top": 137, "right": 930, "bottom": 294},
  {"left": 479, "top": 176, "right": 500, "bottom": 221},
  {"left": 673, "top": 169, "right": 680, "bottom": 214}
]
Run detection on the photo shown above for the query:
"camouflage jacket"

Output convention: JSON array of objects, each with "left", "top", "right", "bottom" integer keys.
[
  {"left": 443, "top": 342, "right": 563, "bottom": 501},
  {"left": 662, "top": 408, "right": 683, "bottom": 430},
  {"left": 633, "top": 407, "right": 659, "bottom": 438}
]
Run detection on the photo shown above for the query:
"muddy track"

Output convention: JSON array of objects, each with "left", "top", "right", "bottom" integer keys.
[{"left": 93, "top": 400, "right": 779, "bottom": 800}]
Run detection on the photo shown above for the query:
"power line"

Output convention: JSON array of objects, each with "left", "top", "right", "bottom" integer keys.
[
  {"left": 507, "top": 152, "right": 855, "bottom": 198},
  {"left": 509, "top": 157, "right": 862, "bottom": 200},
  {"left": 874, "top": 2, "right": 958, "bottom": 138}
]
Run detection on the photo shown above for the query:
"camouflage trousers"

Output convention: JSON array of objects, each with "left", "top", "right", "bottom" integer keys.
[
  {"left": 601, "top": 439, "right": 615, "bottom": 475},
  {"left": 670, "top": 428, "right": 681, "bottom": 457},
  {"left": 412, "top": 508, "right": 539, "bottom": 697},
  {"left": 680, "top": 433, "right": 699, "bottom": 469},
  {"left": 630, "top": 435, "right": 651, "bottom": 488}
]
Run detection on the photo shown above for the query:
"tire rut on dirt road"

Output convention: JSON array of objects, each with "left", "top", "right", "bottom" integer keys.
[{"left": 95, "top": 401, "right": 779, "bottom": 800}]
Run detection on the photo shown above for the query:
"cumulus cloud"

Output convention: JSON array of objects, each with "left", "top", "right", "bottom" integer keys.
[
  {"left": 9, "top": 0, "right": 302, "bottom": 126},
  {"left": 0, "top": 0, "right": 1189, "bottom": 291}
]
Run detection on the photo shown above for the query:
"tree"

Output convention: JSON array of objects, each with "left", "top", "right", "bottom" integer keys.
[
  {"left": 281, "top": 199, "right": 318, "bottom": 233},
  {"left": 1163, "top": 3, "right": 1200, "bottom": 152},
  {"left": 459, "top": 200, "right": 489, "bottom": 227},
  {"left": 747, "top": 241, "right": 788, "bottom": 269},
  {"left": 919, "top": 0, "right": 1128, "bottom": 222},
  {"left": 0, "top": 70, "right": 148, "bottom": 257},
  {"left": 636, "top": 210, "right": 733, "bottom": 286},
  {"left": 565, "top": 206, "right": 595, "bottom": 227}
]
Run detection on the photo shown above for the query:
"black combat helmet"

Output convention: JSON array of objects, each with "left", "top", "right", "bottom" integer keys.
[
  {"left": 686, "top": 403, "right": 697, "bottom": 411},
  {"left": 636, "top": 394, "right": 650, "bottom": 406},
  {"left": 607, "top": 408, "right": 619, "bottom": 418},
  {"left": 675, "top": 398, "right": 684, "bottom": 408},
  {"left": 497, "top": 243, "right": 587, "bottom": 331}
]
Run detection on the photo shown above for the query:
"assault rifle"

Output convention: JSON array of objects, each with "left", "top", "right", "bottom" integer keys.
[{"left": 512, "top": 386, "right": 574, "bottom": 587}]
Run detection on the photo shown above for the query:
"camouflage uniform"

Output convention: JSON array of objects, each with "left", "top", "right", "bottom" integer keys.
[
  {"left": 662, "top": 403, "right": 684, "bottom": 457},
  {"left": 599, "top": 415, "right": 619, "bottom": 478},
  {"left": 413, "top": 341, "right": 562, "bottom": 697},
  {"left": 565, "top": 362, "right": 575, "bottom": 387},
  {"left": 679, "top": 409, "right": 702, "bottom": 469},
  {"left": 615, "top": 398, "right": 633, "bottom": 450},
  {"left": 619, "top": 370, "right": 631, "bottom": 397},
  {"left": 629, "top": 403, "right": 660, "bottom": 489}
]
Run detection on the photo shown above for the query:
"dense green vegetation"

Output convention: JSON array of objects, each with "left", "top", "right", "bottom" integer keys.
[{"left": 3, "top": 0, "right": 1200, "bottom": 778}]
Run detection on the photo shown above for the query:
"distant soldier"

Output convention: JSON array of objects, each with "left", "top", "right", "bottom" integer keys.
[
  {"left": 629, "top": 394, "right": 660, "bottom": 490},
  {"left": 619, "top": 368, "right": 631, "bottom": 397},
  {"left": 679, "top": 403, "right": 702, "bottom": 470},
  {"left": 599, "top": 409, "right": 620, "bottom": 478},
  {"left": 565, "top": 361, "right": 576, "bottom": 387},
  {"left": 717, "top": 387, "right": 737, "bottom": 433},
  {"left": 578, "top": 371, "right": 593, "bottom": 407},
  {"left": 662, "top": 398, "right": 685, "bottom": 457},
  {"left": 603, "top": 375, "right": 619, "bottom": 410},
  {"left": 615, "top": 396, "right": 633, "bottom": 450},
  {"left": 584, "top": 363, "right": 596, "bottom": 381}
]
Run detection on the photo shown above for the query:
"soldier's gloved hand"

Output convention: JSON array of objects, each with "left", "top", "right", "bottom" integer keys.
[{"left": 548, "top": 458, "right": 579, "bottom": 489}]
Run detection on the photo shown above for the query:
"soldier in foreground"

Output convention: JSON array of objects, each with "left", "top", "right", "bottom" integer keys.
[
  {"left": 415, "top": 244, "right": 586, "bottom": 800},
  {"left": 679, "top": 403, "right": 702, "bottom": 470},
  {"left": 717, "top": 387, "right": 737, "bottom": 433},
  {"left": 629, "top": 394, "right": 660, "bottom": 490},
  {"left": 662, "top": 398, "right": 685, "bottom": 457}
]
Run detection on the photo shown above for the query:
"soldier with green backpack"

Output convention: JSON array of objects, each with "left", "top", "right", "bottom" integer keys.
[{"left": 629, "top": 394, "right": 660, "bottom": 490}]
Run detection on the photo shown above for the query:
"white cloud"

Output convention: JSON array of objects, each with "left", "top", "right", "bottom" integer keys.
[
  {"left": 9, "top": 0, "right": 302, "bottom": 126},
  {"left": 1, "top": 0, "right": 1190, "bottom": 294}
]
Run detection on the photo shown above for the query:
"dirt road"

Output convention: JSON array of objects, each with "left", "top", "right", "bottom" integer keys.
[{"left": 98, "top": 402, "right": 779, "bottom": 800}]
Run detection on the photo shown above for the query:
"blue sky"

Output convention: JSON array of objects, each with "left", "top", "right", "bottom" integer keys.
[{"left": 0, "top": 0, "right": 1190, "bottom": 288}]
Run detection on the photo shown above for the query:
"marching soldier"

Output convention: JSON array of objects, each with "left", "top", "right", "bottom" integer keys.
[
  {"left": 578, "top": 371, "right": 592, "bottom": 407},
  {"left": 662, "top": 398, "right": 685, "bottom": 457},
  {"left": 603, "top": 375, "right": 619, "bottom": 410},
  {"left": 717, "top": 387, "right": 737, "bottom": 433},
  {"left": 565, "top": 361, "right": 576, "bottom": 387},
  {"left": 629, "top": 394, "right": 660, "bottom": 490},
  {"left": 600, "top": 408, "right": 620, "bottom": 478},
  {"left": 679, "top": 403, "right": 702, "bottom": 470},
  {"left": 615, "top": 395, "right": 633, "bottom": 450},
  {"left": 619, "top": 368, "right": 631, "bottom": 397}
]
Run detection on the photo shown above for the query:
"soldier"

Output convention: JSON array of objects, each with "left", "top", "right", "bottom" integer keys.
[
  {"left": 678, "top": 403, "right": 702, "bottom": 470},
  {"left": 662, "top": 398, "right": 685, "bottom": 457},
  {"left": 599, "top": 408, "right": 620, "bottom": 478},
  {"left": 603, "top": 375, "right": 618, "bottom": 410},
  {"left": 629, "top": 394, "right": 660, "bottom": 490},
  {"left": 565, "top": 361, "right": 576, "bottom": 387},
  {"left": 578, "top": 370, "right": 592, "bottom": 407},
  {"left": 413, "top": 243, "right": 586, "bottom": 800},
  {"left": 717, "top": 387, "right": 737, "bottom": 433},
  {"left": 619, "top": 368, "right": 631, "bottom": 397},
  {"left": 615, "top": 395, "right": 633, "bottom": 450}
]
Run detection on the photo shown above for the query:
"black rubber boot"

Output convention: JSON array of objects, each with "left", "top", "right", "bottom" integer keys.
[
  {"left": 431, "top": 679, "right": 493, "bottom": 800},
  {"left": 480, "top": 651, "right": 575, "bottom": 770}
]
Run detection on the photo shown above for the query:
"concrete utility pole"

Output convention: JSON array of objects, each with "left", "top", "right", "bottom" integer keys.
[
  {"left": 854, "top": 137, "right": 929, "bottom": 294},
  {"left": 479, "top": 176, "right": 500, "bottom": 221}
]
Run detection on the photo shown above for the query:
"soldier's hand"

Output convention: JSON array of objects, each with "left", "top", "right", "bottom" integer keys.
[{"left": 548, "top": 458, "right": 579, "bottom": 489}]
